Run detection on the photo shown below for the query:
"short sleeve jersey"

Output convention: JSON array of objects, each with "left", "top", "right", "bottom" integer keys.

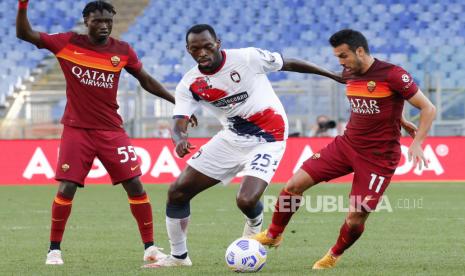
[
  {"left": 173, "top": 48, "right": 288, "bottom": 146},
  {"left": 343, "top": 59, "right": 418, "bottom": 154},
  {"left": 38, "top": 32, "right": 142, "bottom": 130}
]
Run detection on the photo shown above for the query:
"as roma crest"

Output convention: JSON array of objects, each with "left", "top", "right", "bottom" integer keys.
[
  {"left": 111, "top": 56, "right": 121, "bottom": 67},
  {"left": 367, "top": 81, "right": 376, "bottom": 92},
  {"left": 230, "top": 70, "right": 241, "bottom": 83}
]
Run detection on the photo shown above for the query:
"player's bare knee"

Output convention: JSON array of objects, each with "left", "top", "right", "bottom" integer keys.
[
  {"left": 236, "top": 194, "right": 257, "bottom": 211},
  {"left": 285, "top": 169, "right": 317, "bottom": 195},
  {"left": 167, "top": 180, "right": 190, "bottom": 205},
  {"left": 121, "top": 177, "right": 145, "bottom": 197},
  {"left": 58, "top": 181, "right": 78, "bottom": 198}
]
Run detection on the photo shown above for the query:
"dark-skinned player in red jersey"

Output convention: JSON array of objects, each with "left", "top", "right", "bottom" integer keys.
[
  {"left": 253, "top": 29, "right": 436, "bottom": 269},
  {"left": 16, "top": 0, "right": 196, "bottom": 265}
]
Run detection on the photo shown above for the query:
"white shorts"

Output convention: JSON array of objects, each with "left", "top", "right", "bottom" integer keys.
[{"left": 187, "top": 135, "right": 286, "bottom": 185}]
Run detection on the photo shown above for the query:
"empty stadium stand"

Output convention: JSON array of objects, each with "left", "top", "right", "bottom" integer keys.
[{"left": 1, "top": 0, "right": 464, "bottom": 137}]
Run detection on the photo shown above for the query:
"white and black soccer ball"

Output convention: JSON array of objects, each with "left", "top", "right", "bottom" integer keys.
[{"left": 225, "top": 238, "right": 267, "bottom": 273}]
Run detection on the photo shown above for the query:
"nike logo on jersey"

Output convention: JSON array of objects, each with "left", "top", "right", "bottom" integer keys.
[
  {"left": 131, "top": 165, "right": 140, "bottom": 171},
  {"left": 73, "top": 51, "right": 85, "bottom": 55}
]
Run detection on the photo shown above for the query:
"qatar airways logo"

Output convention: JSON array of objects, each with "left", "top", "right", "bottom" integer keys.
[
  {"left": 350, "top": 98, "right": 380, "bottom": 114},
  {"left": 71, "top": 66, "right": 115, "bottom": 89}
]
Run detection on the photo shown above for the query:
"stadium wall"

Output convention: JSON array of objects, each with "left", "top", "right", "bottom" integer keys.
[{"left": 0, "top": 137, "right": 460, "bottom": 185}]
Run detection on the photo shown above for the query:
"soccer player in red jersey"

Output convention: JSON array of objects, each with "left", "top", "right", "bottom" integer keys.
[
  {"left": 253, "top": 29, "right": 436, "bottom": 269},
  {"left": 16, "top": 0, "right": 184, "bottom": 265}
]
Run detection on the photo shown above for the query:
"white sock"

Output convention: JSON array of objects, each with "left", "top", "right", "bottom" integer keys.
[
  {"left": 166, "top": 216, "right": 190, "bottom": 256},
  {"left": 246, "top": 212, "right": 263, "bottom": 227}
]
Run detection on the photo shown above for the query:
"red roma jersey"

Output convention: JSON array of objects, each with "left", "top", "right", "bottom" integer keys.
[
  {"left": 342, "top": 59, "right": 418, "bottom": 157},
  {"left": 38, "top": 32, "right": 142, "bottom": 130}
]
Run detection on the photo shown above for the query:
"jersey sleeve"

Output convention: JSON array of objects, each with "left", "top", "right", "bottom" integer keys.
[
  {"left": 38, "top": 32, "right": 73, "bottom": 54},
  {"left": 246, "top": 47, "right": 284, "bottom": 74},
  {"left": 387, "top": 66, "right": 418, "bottom": 100},
  {"left": 124, "top": 45, "right": 143, "bottom": 74},
  {"left": 172, "top": 80, "right": 199, "bottom": 119}
]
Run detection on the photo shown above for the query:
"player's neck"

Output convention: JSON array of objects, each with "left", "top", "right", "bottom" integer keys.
[
  {"left": 87, "top": 35, "right": 110, "bottom": 47},
  {"left": 360, "top": 56, "right": 375, "bottom": 74}
]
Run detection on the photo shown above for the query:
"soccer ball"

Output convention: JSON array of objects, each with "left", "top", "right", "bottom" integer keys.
[{"left": 225, "top": 238, "right": 267, "bottom": 273}]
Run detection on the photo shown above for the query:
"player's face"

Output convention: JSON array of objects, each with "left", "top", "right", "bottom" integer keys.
[
  {"left": 186, "top": 30, "right": 222, "bottom": 71},
  {"left": 333, "top": 44, "right": 364, "bottom": 75},
  {"left": 84, "top": 10, "right": 114, "bottom": 44}
]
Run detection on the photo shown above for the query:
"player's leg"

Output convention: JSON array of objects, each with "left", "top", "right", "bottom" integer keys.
[
  {"left": 237, "top": 141, "right": 287, "bottom": 239},
  {"left": 47, "top": 126, "right": 95, "bottom": 265},
  {"left": 256, "top": 137, "right": 353, "bottom": 247},
  {"left": 166, "top": 166, "right": 219, "bottom": 258},
  {"left": 313, "top": 153, "right": 397, "bottom": 269},
  {"left": 144, "top": 136, "right": 238, "bottom": 268},
  {"left": 313, "top": 210, "right": 369, "bottom": 270},
  {"left": 256, "top": 169, "right": 318, "bottom": 246},
  {"left": 236, "top": 176, "right": 267, "bottom": 237},
  {"left": 91, "top": 129, "right": 161, "bottom": 261},
  {"left": 141, "top": 165, "right": 220, "bottom": 268},
  {"left": 120, "top": 176, "right": 165, "bottom": 261},
  {"left": 46, "top": 180, "right": 79, "bottom": 265}
]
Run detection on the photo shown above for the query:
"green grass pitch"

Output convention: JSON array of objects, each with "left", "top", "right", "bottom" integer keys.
[{"left": 0, "top": 182, "right": 463, "bottom": 275}]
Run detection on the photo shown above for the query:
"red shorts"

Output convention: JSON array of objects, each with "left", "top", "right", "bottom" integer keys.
[
  {"left": 55, "top": 126, "right": 142, "bottom": 186},
  {"left": 301, "top": 136, "right": 400, "bottom": 211}
]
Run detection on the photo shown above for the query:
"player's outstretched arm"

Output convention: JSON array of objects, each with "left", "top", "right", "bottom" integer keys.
[
  {"left": 16, "top": 0, "right": 41, "bottom": 47},
  {"left": 406, "top": 89, "right": 436, "bottom": 169},
  {"left": 281, "top": 58, "right": 345, "bottom": 84},
  {"left": 130, "top": 68, "right": 175, "bottom": 104},
  {"left": 172, "top": 117, "right": 196, "bottom": 158}
]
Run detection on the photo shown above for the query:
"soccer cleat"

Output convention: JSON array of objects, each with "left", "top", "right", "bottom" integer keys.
[
  {"left": 242, "top": 214, "right": 263, "bottom": 238},
  {"left": 252, "top": 229, "right": 283, "bottom": 248},
  {"left": 312, "top": 250, "right": 341, "bottom": 269},
  {"left": 142, "top": 255, "right": 192, "bottom": 268},
  {"left": 45, "top": 249, "right": 64, "bottom": 265},
  {"left": 143, "top": 245, "right": 167, "bottom": 262}
]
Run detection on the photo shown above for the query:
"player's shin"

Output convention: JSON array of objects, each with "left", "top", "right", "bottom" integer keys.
[
  {"left": 268, "top": 188, "right": 302, "bottom": 238},
  {"left": 50, "top": 192, "right": 73, "bottom": 250},
  {"left": 242, "top": 201, "right": 264, "bottom": 237},
  {"left": 166, "top": 202, "right": 190, "bottom": 259},
  {"left": 330, "top": 221, "right": 365, "bottom": 256},
  {"left": 128, "top": 192, "right": 154, "bottom": 248}
]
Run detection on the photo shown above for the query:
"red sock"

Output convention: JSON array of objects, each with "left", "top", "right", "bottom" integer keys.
[
  {"left": 50, "top": 192, "right": 73, "bottom": 244},
  {"left": 268, "top": 188, "right": 302, "bottom": 238},
  {"left": 129, "top": 192, "right": 153, "bottom": 244},
  {"left": 331, "top": 221, "right": 365, "bottom": 256}
]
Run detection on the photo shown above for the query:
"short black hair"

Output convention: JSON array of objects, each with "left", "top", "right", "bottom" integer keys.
[
  {"left": 82, "top": 1, "right": 116, "bottom": 18},
  {"left": 185, "top": 24, "right": 217, "bottom": 43},
  {"left": 329, "top": 29, "right": 370, "bottom": 54}
]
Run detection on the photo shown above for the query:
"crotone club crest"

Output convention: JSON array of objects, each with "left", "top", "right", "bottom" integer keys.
[
  {"left": 110, "top": 56, "right": 121, "bottom": 67},
  {"left": 367, "top": 80, "right": 376, "bottom": 92},
  {"left": 230, "top": 70, "right": 241, "bottom": 83}
]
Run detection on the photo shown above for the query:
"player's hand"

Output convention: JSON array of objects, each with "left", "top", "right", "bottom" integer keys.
[
  {"left": 408, "top": 141, "right": 427, "bottom": 170},
  {"left": 401, "top": 119, "right": 417, "bottom": 138},
  {"left": 189, "top": 115, "right": 198, "bottom": 127},
  {"left": 175, "top": 139, "right": 196, "bottom": 158}
]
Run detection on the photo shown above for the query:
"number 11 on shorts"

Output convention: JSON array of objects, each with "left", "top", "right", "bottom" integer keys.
[{"left": 368, "top": 173, "right": 385, "bottom": 193}]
